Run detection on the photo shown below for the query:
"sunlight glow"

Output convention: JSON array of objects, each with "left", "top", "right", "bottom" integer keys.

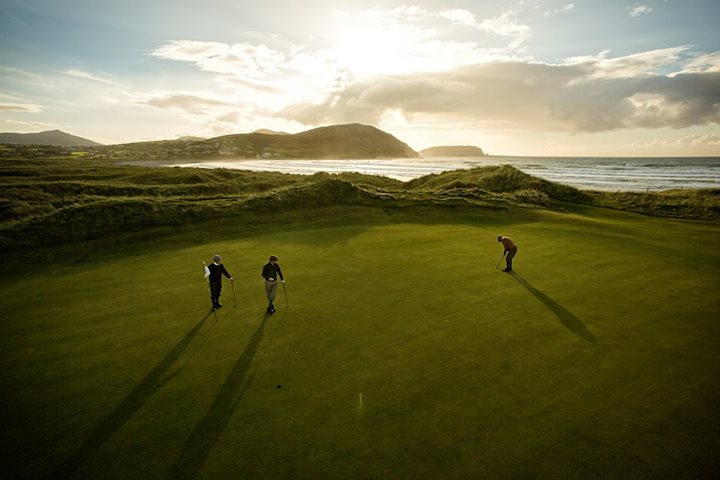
[{"left": 333, "top": 25, "right": 427, "bottom": 76}]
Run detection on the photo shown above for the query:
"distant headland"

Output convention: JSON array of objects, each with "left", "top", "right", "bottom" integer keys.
[{"left": 419, "top": 145, "right": 487, "bottom": 157}]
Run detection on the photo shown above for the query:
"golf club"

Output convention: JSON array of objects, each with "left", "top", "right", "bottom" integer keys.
[
  {"left": 496, "top": 252, "right": 506, "bottom": 270},
  {"left": 231, "top": 279, "right": 237, "bottom": 308},
  {"left": 282, "top": 282, "right": 289, "bottom": 309}
]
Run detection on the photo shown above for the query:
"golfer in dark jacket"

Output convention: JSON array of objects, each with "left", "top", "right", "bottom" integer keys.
[
  {"left": 262, "top": 255, "right": 284, "bottom": 313},
  {"left": 206, "top": 254, "right": 233, "bottom": 309},
  {"left": 497, "top": 236, "right": 518, "bottom": 272}
]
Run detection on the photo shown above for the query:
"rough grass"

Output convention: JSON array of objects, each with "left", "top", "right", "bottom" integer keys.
[
  {"left": 2, "top": 159, "right": 718, "bottom": 254},
  {"left": 0, "top": 207, "right": 718, "bottom": 479},
  {"left": 588, "top": 188, "right": 720, "bottom": 220}
]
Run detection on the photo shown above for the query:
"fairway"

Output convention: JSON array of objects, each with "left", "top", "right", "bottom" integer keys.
[{"left": 1, "top": 206, "right": 719, "bottom": 479}]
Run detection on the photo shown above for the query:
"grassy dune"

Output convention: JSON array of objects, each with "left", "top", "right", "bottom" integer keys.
[
  {"left": 2, "top": 158, "right": 718, "bottom": 256},
  {"left": 1, "top": 205, "right": 718, "bottom": 479}
]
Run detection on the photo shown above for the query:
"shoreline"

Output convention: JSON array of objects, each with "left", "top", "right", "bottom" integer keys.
[{"left": 117, "top": 156, "right": 720, "bottom": 192}]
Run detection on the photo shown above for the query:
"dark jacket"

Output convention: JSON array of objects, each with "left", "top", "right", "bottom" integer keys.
[
  {"left": 208, "top": 263, "right": 231, "bottom": 283},
  {"left": 262, "top": 262, "right": 283, "bottom": 282}
]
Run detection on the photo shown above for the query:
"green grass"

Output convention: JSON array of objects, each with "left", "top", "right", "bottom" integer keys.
[{"left": 1, "top": 206, "right": 718, "bottom": 479}]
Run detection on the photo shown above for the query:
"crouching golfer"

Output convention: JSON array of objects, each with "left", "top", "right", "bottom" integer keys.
[
  {"left": 497, "top": 235, "right": 518, "bottom": 272},
  {"left": 205, "top": 255, "right": 233, "bottom": 309},
  {"left": 262, "top": 255, "right": 284, "bottom": 314}
]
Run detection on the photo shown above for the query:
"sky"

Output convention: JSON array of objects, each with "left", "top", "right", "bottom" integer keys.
[{"left": 1, "top": 0, "right": 719, "bottom": 156}]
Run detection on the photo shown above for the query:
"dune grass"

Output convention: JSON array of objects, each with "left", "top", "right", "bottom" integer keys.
[
  {"left": 1, "top": 205, "right": 718, "bottom": 479},
  {"left": 3, "top": 159, "right": 718, "bottom": 256}
]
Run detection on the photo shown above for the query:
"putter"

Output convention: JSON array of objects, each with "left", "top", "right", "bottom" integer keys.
[
  {"left": 212, "top": 306, "right": 218, "bottom": 322},
  {"left": 231, "top": 280, "right": 237, "bottom": 308},
  {"left": 496, "top": 252, "right": 506, "bottom": 270},
  {"left": 282, "top": 282, "right": 289, "bottom": 309}
]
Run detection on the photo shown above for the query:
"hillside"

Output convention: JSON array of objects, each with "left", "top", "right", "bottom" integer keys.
[
  {"left": 177, "top": 136, "right": 206, "bottom": 141},
  {"left": 211, "top": 123, "right": 418, "bottom": 159},
  {"left": 274, "top": 124, "right": 418, "bottom": 158},
  {"left": 92, "top": 124, "right": 418, "bottom": 160},
  {"left": 0, "top": 129, "right": 102, "bottom": 147},
  {"left": 420, "top": 145, "right": 486, "bottom": 157}
]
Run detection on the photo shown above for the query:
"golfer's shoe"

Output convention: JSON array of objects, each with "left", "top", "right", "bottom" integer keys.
[{"left": 502, "top": 268, "right": 512, "bottom": 272}]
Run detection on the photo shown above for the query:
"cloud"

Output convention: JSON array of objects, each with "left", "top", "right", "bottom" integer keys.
[
  {"left": 279, "top": 51, "right": 720, "bottom": 133},
  {"left": 0, "top": 102, "right": 42, "bottom": 113},
  {"left": 124, "top": 90, "right": 262, "bottom": 136},
  {"left": 63, "top": 69, "right": 122, "bottom": 86},
  {"left": 0, "top": 66, "right": 40, "bottom": 79},
  {"left": 146, "top": 6, "right": 718, "bottom": 136},
  {"left": 135, "top": 92, "right": 234, "bottom": 115},
  {"left": 150, "top": 40, "right": 342, "bottom": 107},
  {"left": 0, "top": 66, "right": 54, "bottom": 89},
  {"left": 566, "top": 46, "right": 690, "bottom": 78},
  {"left": 633, "top": 133, "right": 720, "bottom": 150},
  {"left": 435, "top": 7, "right": 531, "bottom": 49},
  {"left": 438, "top": 8, "right": 477, "bottom": 27},
  {"left": 151, "top": 4, "right": 533, "bottom": 96},
  {"left": 0, "top": 119, "right": 53, "bottom": 129},
  {"left": 151, "top": 40, "right": 287, "bottom": 79},
  {"left": 545, "top": 3, "right": 576, "bottom": 17},
  {"left": 669, "top": 134, "right": 720, "bottom": 147},
  {"left": 627, "top": 3, "right": 653, "bottom": 17},
  {"left": 358, "top": 4, "right": 431, "bottom": 24},
  {"left": 677, "top": 52, "right": 720, "bottom": 74},
  {"left": 478, "top": 10, "right": 531, "bottom": 48}
]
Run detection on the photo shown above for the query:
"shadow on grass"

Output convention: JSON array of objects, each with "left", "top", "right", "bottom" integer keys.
[
  {"left": 167, "top": 312, "right": 271, "bottom": 479},
  {"left": 510, "top": 272, "right": 597, "bottom": 343},
  {"left": 51, "top": 311, "right": 213, "bottom": 479}
]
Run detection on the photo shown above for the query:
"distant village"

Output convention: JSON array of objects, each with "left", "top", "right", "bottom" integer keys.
[{"left": 0, "top": 142, "right": 281, "bottom": 160}]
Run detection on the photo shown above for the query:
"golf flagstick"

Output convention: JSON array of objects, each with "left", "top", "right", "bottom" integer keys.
[{"left": 282, "top": 282, "right": 289, "bottom": 309}]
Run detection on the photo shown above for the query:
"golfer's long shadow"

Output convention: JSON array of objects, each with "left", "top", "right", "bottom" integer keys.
[
  {"left": 51, "top": 311, "right": 213, "bottom": 479},
  {"left": 168, "top": 312, "right": 271, "bottom": 479},
  {"left": 510, "top": 272, "right": 597, "bottom": 343}
]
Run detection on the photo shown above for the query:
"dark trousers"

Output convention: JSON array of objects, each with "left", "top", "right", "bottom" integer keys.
[
  {"left": 209, "top": 281, "right": 222, "bottom": 306},
  {"left": 506, "top": 247, "right": 518, "bottom": 269}
]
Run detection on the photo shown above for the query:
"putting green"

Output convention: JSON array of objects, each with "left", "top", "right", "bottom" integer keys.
[{"left": 1, "top": 206, "right": 718, "bottom": 479}]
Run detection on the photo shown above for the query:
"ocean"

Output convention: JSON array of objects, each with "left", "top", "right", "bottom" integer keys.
[{"left": 168, "top": 156, "right": 720, "bottom": 191}]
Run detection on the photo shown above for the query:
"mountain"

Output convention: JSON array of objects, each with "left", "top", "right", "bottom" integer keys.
[
  {"left": 420, "top": 145, "right": 486, "bottom": 157},
  {"left": 274, "top": 124, "right": 418, "bottom": 158},
  {"left": 252, "top": 128, "right": 289, "bottom": 135},
  {"left": 0, "top": 130, "right": 103, "bottom": 147},
  {"left": 110, "top": 124, "right": 418, "bottom": 159}
]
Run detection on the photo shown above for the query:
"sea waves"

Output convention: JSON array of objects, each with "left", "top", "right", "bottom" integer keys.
[{"left": 173, "top": 156, "right": 720, "bottom": 191}]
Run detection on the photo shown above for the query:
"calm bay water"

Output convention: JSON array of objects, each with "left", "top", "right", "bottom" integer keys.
[{"left": 169, "top": 156, "right": 720, "bottom": 191}]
